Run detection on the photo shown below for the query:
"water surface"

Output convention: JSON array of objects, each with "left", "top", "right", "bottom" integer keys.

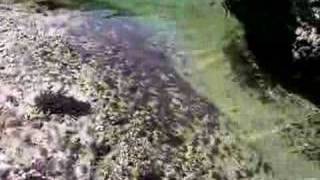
[{"left": 67, "top": 0, "right": 320, "bottom": 179}]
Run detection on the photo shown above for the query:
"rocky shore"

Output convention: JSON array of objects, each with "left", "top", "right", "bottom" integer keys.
[{"left": 0, "top": 4, "right": 271, "bottom": 180}]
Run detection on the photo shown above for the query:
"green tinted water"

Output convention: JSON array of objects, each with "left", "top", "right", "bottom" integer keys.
[
  {"left": 76, "top": 0, "right": 320, "bottom": 179},
  {"left": 169, "top": 1, "right": 320, "bottom": 179}
]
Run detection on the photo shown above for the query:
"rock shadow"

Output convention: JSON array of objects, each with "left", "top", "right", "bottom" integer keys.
[
  {"left": 34, "top": 91, "right": 91, "bottom": 117},
  {"left": 224, "top": 0, "right": 320, "bottom": 105}
]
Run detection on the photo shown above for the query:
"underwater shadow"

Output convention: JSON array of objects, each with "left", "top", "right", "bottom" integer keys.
[
  {"left": 34, "top": 91, "right": 91, "bottom": 117},
  {"left": 224, "top": 0, "right": 320, "bottom": 105}
]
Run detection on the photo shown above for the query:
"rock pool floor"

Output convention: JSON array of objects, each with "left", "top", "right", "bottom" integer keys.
[{"left": 0, "top": 4, "right": 272, "bottom": 180}]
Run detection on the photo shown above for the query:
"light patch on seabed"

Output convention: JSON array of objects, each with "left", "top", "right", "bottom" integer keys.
[{"left": 170, "top": 0, "right": 320, "bottom": 180}]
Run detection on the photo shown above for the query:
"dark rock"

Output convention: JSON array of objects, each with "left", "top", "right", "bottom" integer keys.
[
  {"left": 34, "top": 91, "right": 91, "bottom": 117},
  {"left": 225, "top": 0, "right": 320, "bottom": 105}
]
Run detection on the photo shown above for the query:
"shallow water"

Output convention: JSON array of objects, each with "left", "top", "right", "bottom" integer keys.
[
  {"left": 61, "top": 0, "right": 320, "bottom": 179},
  {"left": 168, "top": 2, "right": 320, "bottom": 179}
]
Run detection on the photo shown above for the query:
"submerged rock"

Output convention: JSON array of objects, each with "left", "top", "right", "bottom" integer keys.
[
  {"left": 225, "top": 0, "right": 320, "bottom": 104},
  {"left": 224, "top": 0, "right": 320, "bottom": 164},
  {"left": 0, "top": 4, "right": 269, "bottom": 180}
]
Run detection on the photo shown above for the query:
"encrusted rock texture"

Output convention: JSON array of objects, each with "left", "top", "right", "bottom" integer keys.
[
  {"left": 0, "top": 4, "right": 268, "bottom": 180},
  {"left": 293, "top": 0, "right": 320, "bottom": 63}
]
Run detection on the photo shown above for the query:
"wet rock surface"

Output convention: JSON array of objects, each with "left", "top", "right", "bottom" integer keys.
[{"left": 0, "top": 4, "right": 269, "bottom": 179}]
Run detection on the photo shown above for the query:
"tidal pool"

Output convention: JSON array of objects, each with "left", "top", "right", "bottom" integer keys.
[
  {"left": 90, "top": 0, "right": 320, "bottom": 179},
  {"left": 24, "top": 0, "right": 320, "bottom": 179},
  {"left": 172, "top": 3, "right": 320, "bottom": 180}
]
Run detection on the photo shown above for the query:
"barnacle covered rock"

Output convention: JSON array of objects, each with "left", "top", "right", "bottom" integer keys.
[{"left": 0, "top": 4, "right": 269, "bottom": 180}]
